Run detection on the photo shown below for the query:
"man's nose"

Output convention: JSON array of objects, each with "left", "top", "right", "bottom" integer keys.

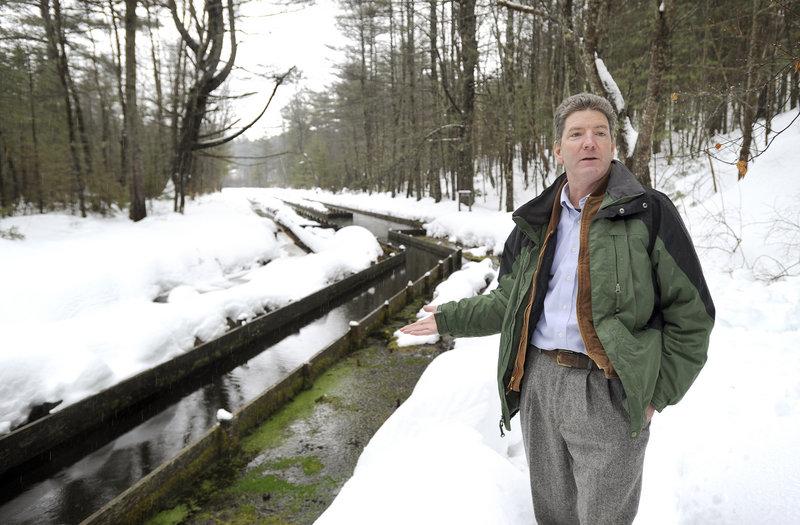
[{"left": 582, "top": 134, "right": 597, "bottom": 149}]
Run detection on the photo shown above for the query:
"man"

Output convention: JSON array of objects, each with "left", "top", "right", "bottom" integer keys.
[{"left": 400, "top": 93, "right": 714, "bottom": 524}]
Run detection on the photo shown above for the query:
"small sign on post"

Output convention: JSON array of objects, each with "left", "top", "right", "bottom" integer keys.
[{"left": 457, "top": 190, "right": 473, "bottom": 211}]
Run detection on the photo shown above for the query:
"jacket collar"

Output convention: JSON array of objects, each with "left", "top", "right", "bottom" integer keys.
[{"left": 604, "top": 160, "right": 645, "bottom": 204}]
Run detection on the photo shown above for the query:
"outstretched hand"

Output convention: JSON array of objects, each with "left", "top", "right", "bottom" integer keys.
[{"left": 398, "top": 304, "right": 439, "bottom": 336}]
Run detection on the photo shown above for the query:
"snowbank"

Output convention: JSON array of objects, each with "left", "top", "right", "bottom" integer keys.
[{"left": 0, "top": 191, "right": 382, "bottom": 434}]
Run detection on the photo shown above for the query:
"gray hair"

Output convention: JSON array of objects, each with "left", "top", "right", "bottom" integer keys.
[{"left": 554, "top": 93, "right": 616, "bottom": 144}]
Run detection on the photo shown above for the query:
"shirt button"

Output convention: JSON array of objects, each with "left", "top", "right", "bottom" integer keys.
[
  {"left": 558, "top": 332, "right": 564, "bottom": 338},
  {"left": 566, "top": 275, "right": 572, "bottom": 282},
  {"left": 571, "top": 247, "right": 577, "bottom": 253},
  {"left": 562, "top": 304, "right": 568, "bottom": 310}
]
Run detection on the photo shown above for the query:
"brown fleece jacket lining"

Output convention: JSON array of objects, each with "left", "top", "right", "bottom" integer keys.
[
  {"left": 575, "top": 175, "right": 618, "bottom": 379},
  {"left": 509, "top": 174, "right": 618, "bottom": 392}
]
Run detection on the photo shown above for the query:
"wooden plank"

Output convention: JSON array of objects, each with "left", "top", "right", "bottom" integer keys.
[{"left": 81, "top": 244, "right": 462, "bottom": 525}]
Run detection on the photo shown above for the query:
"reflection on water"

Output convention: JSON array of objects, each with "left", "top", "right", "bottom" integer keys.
[{"left": 0, "top": 216, "right": 443, "bottom": 525}]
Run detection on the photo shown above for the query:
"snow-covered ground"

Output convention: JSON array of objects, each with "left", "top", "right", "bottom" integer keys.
[
  {"left": 1, "top": 110, "right": 799, "bottom": 523},
  {"left": 0, "top": 191, "right": 382, "bottom": 434}
]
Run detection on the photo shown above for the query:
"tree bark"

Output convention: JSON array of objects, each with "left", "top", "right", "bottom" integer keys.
[
  {"left": 737, "top": 0, "right": 765, "bottom": 180},
  {"left": 168, "top": 0, "right": 237, "bottom": 212},
  {"left": 55, "top": 0, "right": 94, "bottom": 205},
  {"left": 108, "top": 0, "right": 128, "bottom": 187},
  {"left": 145, "top": 0, "right": 168, "bottom": 189},
  {"left": 627, "top": 0, "right": 673, "bottom": 187},
  {"left": 125, "top": 0, "right": 146, "bottom": 221},
  {"left": 357, "top": 3, "right": 374, "bottom": 191},
  {"left": 560, "top": 0, "right": 581, "bottom": 95},
  {"left": 24, "top": 51, "right": 44, "bottom": 213},
  {"left": 428, "top": 0, "right": 443, "bottom": 202},
  {"left": 455, "top": 0, "right": 476, "bottom": 207},
  {"left": 578, "top": 0, "right": 605, "bottom": 95},
  {"left": 502, "top": 5, "right": 515, "bottom": 212},
  {"left": 405, "top": 0, "right": 421, "bottom": 200},
  {"left": 39, "top": 0, "right": 86, "bottom": 217}
]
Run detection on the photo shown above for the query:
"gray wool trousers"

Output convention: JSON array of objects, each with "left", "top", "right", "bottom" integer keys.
[{"left": 519, "top": 349, "right": 650, "bottom": 525}]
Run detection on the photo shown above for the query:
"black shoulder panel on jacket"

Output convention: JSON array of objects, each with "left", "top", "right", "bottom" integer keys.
[
  {"left": 648, "top": 188, "right": 716, "bottom": 320},
  {"left": 512, "top": 173, "right": 566, "bottom": 228},
  {"left": 498, "top": 227, "right": 525, "bottom": 280}
]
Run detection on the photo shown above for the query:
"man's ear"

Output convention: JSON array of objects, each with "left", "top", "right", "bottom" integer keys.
[{"left": 553, "top": 141, "right": 563, "bottom": 164}]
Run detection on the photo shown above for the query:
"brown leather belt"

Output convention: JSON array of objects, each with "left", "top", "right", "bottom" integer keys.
[{"left": 541, "top": 349, "right": 601, "bottom": 371}]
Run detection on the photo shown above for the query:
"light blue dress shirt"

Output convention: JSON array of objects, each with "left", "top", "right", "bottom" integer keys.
[{"left": 531, "top": 184, "right": 588, "bottom": 354}]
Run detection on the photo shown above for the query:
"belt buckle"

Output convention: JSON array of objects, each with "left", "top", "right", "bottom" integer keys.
[{"left": 556, "top": 351, "right": 574, "bottom": 368}]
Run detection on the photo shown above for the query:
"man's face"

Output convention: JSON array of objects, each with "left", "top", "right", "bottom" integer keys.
[{"left": 554, "top": 109, "right": 616, "bottom": 187}]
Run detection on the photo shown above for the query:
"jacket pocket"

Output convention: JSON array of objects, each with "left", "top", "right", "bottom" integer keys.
[
  {"left": 601, "top": 318, "right": 662, "bottom": 431},
  {"left": 610, "top": 226, "right": 654, "bottom": 328}
]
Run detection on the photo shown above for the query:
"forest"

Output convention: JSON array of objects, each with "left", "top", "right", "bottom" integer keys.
[{"left": 1, "top": 0, "right": 798, "bottom": 221}]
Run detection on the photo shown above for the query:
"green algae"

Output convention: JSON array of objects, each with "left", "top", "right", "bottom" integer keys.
[
  {"left": 146, "top": 292, "right": 451, "bottom": 525},
  {"left": 146, "top": 503, "right": 194, "bottom": 525},
  {"left": 241, "top": 358, "right": 368, "bottom": 454},
  {"left": 271, "top": 456, "right": 324, "bottom": 476}
]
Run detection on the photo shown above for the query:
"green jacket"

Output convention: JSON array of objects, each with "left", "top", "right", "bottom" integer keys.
[{"left": 435, "top": 161, "right": 715, "bottom": 438}]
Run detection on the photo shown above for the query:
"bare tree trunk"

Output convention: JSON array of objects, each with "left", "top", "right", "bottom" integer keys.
[
  {"left": 428, "top": 0, "right": 442, "bottom": 202},
  {"left": 170, "top": 38, "right": 185, "bottom": 211},
  {"left": 0, "top": 131, "right": 13, "bottom": 210},
  {"left": 84, "top": 2, "right": 113, "bottom": 180},
  {"left": 108, "top": 0, "right": 128, "bottom": 187},
  {"left": 168, "top": 0, "right": 237, "bottom": 212},
  {"left": 145, "top": 0, "right": 168, "bottom": 189},
  {"left": 388, "top": 0, "right": 399, "bottom": 197},
  {"left": 55, "top": 0, "right": 94, "bottom": 204},
  {"left": 578, "top": 0, "right": 605, "bottom": 94},
  {"left": 577, "top": 0, "right": 635, "bottom": 160},
  {"left": 456, "top": 0, "right": 476, "bottom": 207},
  {"left": 39, "top": 0, "right": 86, "bottom": 217},
  {"left": 405, "top": 0, "right": 421, "bottom": 200},
  {"left": 357, "top": 3, "right": 374, "bottom": 191},
  {"left": 24, "top": 51, "right": 45, "bottom": 213},
  {"left": 502, "top": 5, "right": 515, "bottom": 211},
  {"left": 790, "top": 19, "right": 800, "bottom": 110},
  {"left": 0, "top": 136, "right": 5, "bottom": 210},
  {"left": 738, "top": 0, "right": 765, "bottom": 180},
  {"left": 627, "top": 0, "right": 673, "bottom": 187},
  {"left": 561, "top": 0, "right": 581, "bottom": 95},
  {"left": 125, "top": 0, "right": 146, "bottom": 221}
]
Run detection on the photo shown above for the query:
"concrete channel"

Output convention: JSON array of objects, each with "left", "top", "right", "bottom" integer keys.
[{"left": 0, "top": 206, "right": 461, "bottom": 525}]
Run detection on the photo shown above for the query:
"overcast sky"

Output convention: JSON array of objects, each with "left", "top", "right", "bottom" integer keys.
[{"left": 231, "top": 0, "right": 348, "bottom": 139}]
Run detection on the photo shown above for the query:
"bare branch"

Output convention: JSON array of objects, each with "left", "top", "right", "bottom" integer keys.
[
  {"left": 495, "top": 1, "right": 573, "bottom": 35},
  {"left": 193, "top": 67, "right": 296, "bottom": 150},
  {"left": 167, "top": 0, "right": 198, "bottom": 53},
  {"left": 209, "top": 0, "right": 238, "bottom": 93}
]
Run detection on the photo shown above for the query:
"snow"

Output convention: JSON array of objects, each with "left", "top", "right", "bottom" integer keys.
[
  {"left": 595, "top": 56, "right": 626, "bottom": 113},
  {"left": 1, "top": 109, "right": 799, "bottom": 523},
  {"left": 393, "top": 258, "right": 498, "bottom": 347},
  {"left": 215, "top": 408, "right": 233, "bottom": 422},
  {"left": 595, "top": 56, "right": 639, "bottom": 152},
  {"left": 0, "top": 191, "right": 382, "bottom": 434}
]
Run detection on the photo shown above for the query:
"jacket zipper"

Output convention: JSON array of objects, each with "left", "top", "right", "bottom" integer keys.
[
  {"left": 505, "top": 236, "right": 551, "bottom": 395},
  {"left": 613, "top": 236, "right": 621, "bottom": 314}
]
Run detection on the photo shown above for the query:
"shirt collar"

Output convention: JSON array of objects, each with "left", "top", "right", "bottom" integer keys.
[{"left": 560, "top": 183, "right": 589, "bottom": 213}]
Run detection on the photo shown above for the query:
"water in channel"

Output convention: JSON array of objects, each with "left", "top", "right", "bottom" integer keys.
[{"left": 0, "top": 212, "right": 442, "bottom": 525}]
